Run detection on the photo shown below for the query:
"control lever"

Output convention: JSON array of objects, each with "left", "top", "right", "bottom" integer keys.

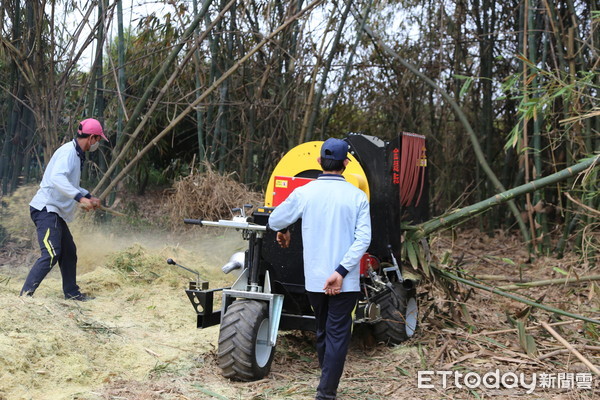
[{"left": 166, "top": 258, "right": 202, "bottom": 283}]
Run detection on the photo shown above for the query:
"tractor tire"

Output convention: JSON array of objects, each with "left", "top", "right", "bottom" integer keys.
[
  {"left": 217, "top": 299, "right": 275, "bottom": 381},
  {"left": 373, "top": 282, "right": 418, "bottom": 345}
]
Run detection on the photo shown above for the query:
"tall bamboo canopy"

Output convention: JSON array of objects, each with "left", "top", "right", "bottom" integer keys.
[{"left": 0, "top": 0, "right": 597, "bottom": 257}]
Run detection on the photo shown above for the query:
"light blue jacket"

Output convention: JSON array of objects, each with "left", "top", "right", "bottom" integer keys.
[
  {"left": 268, "top": 174, "right": 371, "bottom": 293},
  {"left": 30, "top": 140, "right": 89, "bottom": 223}
]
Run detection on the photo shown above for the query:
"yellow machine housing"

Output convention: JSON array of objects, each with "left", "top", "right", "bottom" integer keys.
[{"left": 264, "top": 141, "right": 370, "bottom": 207}]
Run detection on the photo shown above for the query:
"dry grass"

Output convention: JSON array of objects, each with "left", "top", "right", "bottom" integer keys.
[
  {"left": 165, "top": 164, "right": 264, "bottom": 228},
  {"left": 1, "top": 184, "right": 598, "bottom": 399},
  {"left": 0, "top": 184, "right": 38, "bottom": 247}
]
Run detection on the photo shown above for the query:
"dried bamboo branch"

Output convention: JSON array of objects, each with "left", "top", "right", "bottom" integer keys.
[
  {"left": 434, "top": 267, "right": 600, "bottom": 325},
  {"left": 540, "top": 321, "right": 600, "bottom": 375},
  {"left": 94, "top": 0, "right": 221, "bottom": 196},
  {"left": 539, "top": 346, "right": 600, "bottom": 361},
  {"left": 565, "top": 192, "right": 600, "bottom": 217},
  {"left": 98, "top": 0, "right": 325, "bottom": 200},
  {"left": 499, "top": 274, "right": 600, "bottom": 290},
  {"left": 469, "top": 319, "right": 580, "bottom": 337}
]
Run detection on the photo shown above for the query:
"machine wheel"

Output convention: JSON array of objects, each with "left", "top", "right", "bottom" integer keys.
[
  {"left": 217, "top": 299, "right": 275, "bottom": 381},
  {"left": 373, "top": 282, "right": 418, "bottom": 344}
]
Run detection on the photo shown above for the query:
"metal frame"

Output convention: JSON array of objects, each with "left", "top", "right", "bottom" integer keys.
[{"left": 221, "top": 269, "right": 284, "bottom": 347}]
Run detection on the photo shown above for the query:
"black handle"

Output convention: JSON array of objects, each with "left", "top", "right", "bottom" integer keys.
[{"left": 183, "top": 218, "right": 203, "bottom": 225}]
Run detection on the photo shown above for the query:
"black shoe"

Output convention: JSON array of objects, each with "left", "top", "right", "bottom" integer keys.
[
  {"left": 66, "top": 293, "right": 95, "bottom": 302},
  {"left": 20, "top": 290, "right": 34, "bottom": 297}
]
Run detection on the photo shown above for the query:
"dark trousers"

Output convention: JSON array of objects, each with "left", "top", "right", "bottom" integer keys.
[
  {"left": 307, "top": 291, "right": 359, "bottom": 400},
  {"left": 21, "top": 207, "right": 80, "bottom": 298}
]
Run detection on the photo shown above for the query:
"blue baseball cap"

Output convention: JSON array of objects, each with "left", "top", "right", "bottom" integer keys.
[{"left": 320, "top": 138, "right": 349, "bottom": 161}]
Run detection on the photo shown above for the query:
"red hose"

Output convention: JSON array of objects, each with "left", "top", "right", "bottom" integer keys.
[{"left": 399, "top": 133, "right": 426, "bottom": 207}]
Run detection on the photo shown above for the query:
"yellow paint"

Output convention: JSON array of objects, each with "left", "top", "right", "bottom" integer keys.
[
  {"left": 43, "top": 228, "right": 55, "bottom": 264},
  {"left": 264, "top": 141, "right": 370, "bottom": 206}
]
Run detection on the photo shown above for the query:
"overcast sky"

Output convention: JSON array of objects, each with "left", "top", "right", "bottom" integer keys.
[{"left": 63, "top": 0, "right": 171, "bottom": 69}]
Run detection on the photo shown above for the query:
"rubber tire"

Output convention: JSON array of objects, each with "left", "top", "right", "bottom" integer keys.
[
  {"left": 217, "top": 299, "right": 275, "bottom": 381},
  {"left": 373, "top": 282, "right": 417, "bottom": 345}
]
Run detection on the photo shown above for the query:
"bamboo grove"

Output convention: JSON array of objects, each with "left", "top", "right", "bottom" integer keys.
[{"left": 0, "top": 0, "right": 598, "bottom": 259}]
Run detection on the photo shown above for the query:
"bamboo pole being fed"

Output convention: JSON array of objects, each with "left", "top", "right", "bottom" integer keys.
[
  {"left": 498, "top": 275, "right": 600, "bottom": 290},
  {"left": 434, "top": 267, "right": 600, "bottom": 325},
  {"left": 408, "top": 155, "right": 599, "bottom": 240},
  {"left": 541, "top": 321, "right": 600, "bottom": 375}
]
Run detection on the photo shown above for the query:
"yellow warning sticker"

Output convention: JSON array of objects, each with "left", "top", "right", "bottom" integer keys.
[{"left": 275, "top": 180, "right": 288, "bottom": 188}]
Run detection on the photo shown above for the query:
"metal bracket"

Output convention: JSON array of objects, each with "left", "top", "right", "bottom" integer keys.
[{"left": 221, "top": 271, "right": 284, "bottom": 347}]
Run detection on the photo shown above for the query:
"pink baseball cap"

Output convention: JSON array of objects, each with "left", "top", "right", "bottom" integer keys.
[{"left": 78, "top": 118, "right": 108, "bottom": 141}]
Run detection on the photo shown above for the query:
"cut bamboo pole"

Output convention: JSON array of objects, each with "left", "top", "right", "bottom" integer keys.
[
  {"left": 499, "top": 275, "right": 600, "bottom": 290},
  {"left": 409, "top": 155, "right": 599, "bottom": 239},
  {"left": 540, "top": 321, "right": 600, "bottom": 375}
]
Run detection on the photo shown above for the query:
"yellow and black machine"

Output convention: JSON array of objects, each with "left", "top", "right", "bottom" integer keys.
[{"left": 172, "top": 133, "right": 428, "bottom": 381}]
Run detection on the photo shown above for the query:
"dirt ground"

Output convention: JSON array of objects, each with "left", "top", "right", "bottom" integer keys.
[{"left": 0, "top": 197, "right": 599, "bottom": 399}]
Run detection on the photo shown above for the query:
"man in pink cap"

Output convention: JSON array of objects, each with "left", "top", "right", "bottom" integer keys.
[{"left": 21, "top": 118, "right": 108, "bottom": 301}]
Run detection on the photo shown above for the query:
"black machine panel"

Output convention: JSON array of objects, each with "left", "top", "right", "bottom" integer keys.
[
  {"left": 252, "top": 209, "right": 314, "bottom": 315},
  {"left": 346, "top": 134, "right": 399, "bottom": 260}
]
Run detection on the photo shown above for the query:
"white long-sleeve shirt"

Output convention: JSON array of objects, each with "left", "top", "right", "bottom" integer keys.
[
  {"left": 268, "top": 174, "right": 371, "bottom": 293},
  {"left": 30, "top": 140, "right": 89, "bottom": 223}
]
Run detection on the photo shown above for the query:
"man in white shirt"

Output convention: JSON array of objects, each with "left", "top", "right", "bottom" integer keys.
[
  {"left": 21, "top": 118, "right": 108, "bottom": 301},
  {"left": 268, "top": 138, "right": 371, "bottom": 400}
]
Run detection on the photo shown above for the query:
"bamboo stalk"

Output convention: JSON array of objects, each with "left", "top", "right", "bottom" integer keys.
[
  {"left": 474, "top": 274, "right": 531, "bottom": 282},
  {"left": 94, "top": 0, "right": 219, "bottom": 195},
  {"left": 541, "top": 321, "right": 600, "bottom": 375},
  {"left": 409, "top": 155, "right": 599, "bottom": 239},
  {"left": 434, "top": 267, "right": 600, "bottom": 325},
  {"left": 98, "top": 205, "right": 126, "bottom": 218},
  {"left": 98, "top": 0, "right": 326, "bottom": 200},
  {"left": 499, "top": 275, "right": 600, "bottom": 290}
]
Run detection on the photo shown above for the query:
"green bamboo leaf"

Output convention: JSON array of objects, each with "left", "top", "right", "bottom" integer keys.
[
  {"left": 415, "top": 242, "right": 431, "bottom": 277},
  {"left": 423, "top": 263, "right": 431, "bottom": 278},
  {"left": 416, "top": 242, "right": 426, "bottom": 266},
  {"left": 526, "top": 335, "right": 538, "bottom": 356},
  {"left": 483, "top": 336, "right": 509, "bottom": 349},
  {"left": 459, "top": 76, "right": 473, "bottom": 99},
  {"left": 504, "top": 124, "right": 521, "bottom": 150},
  {"left": 502, "top": 258, "right": 516, "bottom": 266},
  {"left": 405, "top": 240, "right": 420, "bottom": 272},
  {"left": 192, "top": 384, "right": 229, "bottom": 399},
  {"left": 441, "top": 251, "right": 451, "bottom": 265},
  {"left": 553, "top": 267, "right": 568, "bottom": 276}
]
